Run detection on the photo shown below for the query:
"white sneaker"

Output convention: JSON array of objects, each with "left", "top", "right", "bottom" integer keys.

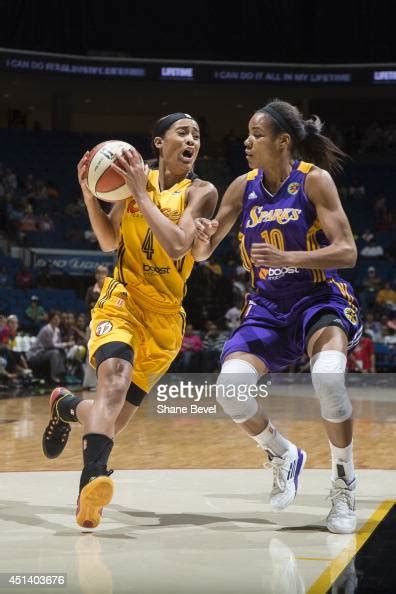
[
  {"left": 326, "top": 477, "right": 357, "bottom": 534},
  {"left": 267, "top": 445, "right": 307, "bottom": 511}
]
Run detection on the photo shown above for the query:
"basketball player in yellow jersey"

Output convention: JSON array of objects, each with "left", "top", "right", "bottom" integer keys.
[{"left": 42, "top": 113, "right": 217, "bottom": 528}]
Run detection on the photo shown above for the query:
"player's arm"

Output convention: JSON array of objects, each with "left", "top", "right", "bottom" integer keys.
[
  {"left": 191, "top": 175, "right": 245, "bottom": 261},
  {"left": 78, "top": 152, "right": 124, "bottom": 252},
  {"left": 112, "top": 148, "right": 217, "bottom": 259},
  {"left": 251, "top": 168, "right": 357, "bottom": 269},
  {"left": 169, "top": 179, "right": 218, "bottom": 258}
]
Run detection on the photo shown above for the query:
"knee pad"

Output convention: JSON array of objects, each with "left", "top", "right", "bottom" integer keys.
[
  {"left": 310, "top": 350, "right": 352, "bottom": 423},
  {"left": 216, "top": 359, "right": 259, "bottom": 423}
]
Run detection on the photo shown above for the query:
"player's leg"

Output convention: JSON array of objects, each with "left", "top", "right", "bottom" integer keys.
[
  {"left": 217, "top": 351, "right": 306, "bottom": 511},
  {"left": 76, "top": 345, "right": 133, "bottom": 529},
  {"left": 42, "top": 345, "right": 142, "bottom": 458},
  {"left": 307, "top": 324, "right": 356, "bottom": 533}
]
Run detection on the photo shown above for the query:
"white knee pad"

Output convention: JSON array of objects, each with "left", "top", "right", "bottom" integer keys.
[
  {"left": 310, "top": 350, "right": 352, "bottom": 423},
  {"left": 216, "top": 359, "right": 259, "bottom": 423}
]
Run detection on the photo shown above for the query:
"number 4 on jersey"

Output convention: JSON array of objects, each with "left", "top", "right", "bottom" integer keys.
[{"left": 142, "top": 229, "right": 154, "bottom": 259}]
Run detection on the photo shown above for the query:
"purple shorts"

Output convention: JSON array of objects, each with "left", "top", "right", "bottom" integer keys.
[{"left": 221, "top": 280, "right": 362, "bottom": 372}]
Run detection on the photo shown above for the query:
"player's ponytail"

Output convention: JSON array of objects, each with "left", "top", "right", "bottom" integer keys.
[
  {"left": 299, "top": 115, "right": 346, "bottom": 174},
  {"left": 257, "top": 100, "right": 346, "bottom": 174}
]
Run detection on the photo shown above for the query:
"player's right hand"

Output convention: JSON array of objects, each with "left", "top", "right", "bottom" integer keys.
[
  {"left": 77, "top": 152, "right": 94, "bottom": 201},
  {"left": 194, "top": 218, "right": 219, "bottom": 242}
]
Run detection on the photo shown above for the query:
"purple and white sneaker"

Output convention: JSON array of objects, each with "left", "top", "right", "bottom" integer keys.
[{"left": 267, "top": 445, "right": 307, "bottom": 511}]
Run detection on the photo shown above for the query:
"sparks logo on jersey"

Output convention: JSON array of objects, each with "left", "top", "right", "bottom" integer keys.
[
  {"left": 247, "top": 191, "right": 257, "bottom": 200},
  {"left": 344, "top": 307, "right": 358, "bottom": 326},
  {"left": 95, "top": 320, "right": 113, "bottom": 336},
  {"left": 258, "top": 266, "right": 299, "bottom": 280},
  {"left": 127, "top": 199, "right": 140, "bottom": 215},
  {"left": 287, "top": 182, "right": 300, "bottom": 195},
  {"left": 115, "top": 298, "right": 125, "bottom": 308},
  {"left": 246, "top": 207, "right": 302, "bottom": 228}
]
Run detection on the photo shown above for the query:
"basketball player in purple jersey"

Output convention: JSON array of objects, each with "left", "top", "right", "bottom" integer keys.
[{"left": 193, "top": 99, "right": 361, "bottom": 534}]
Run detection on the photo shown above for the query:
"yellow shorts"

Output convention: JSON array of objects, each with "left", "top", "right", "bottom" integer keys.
[{"left": 88, "top": 277, "right": 186, "bottom": 393}]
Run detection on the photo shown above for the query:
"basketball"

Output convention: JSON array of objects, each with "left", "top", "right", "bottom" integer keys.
[{"left": 86, "top": 140, "right": 134, "bottom": 202}]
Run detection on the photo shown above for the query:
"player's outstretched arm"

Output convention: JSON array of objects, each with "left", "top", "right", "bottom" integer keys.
[
  {"left": 78, "top": 152, "right": 123, "bottom": 252},
  {"left": 112, "top": 148, "right": 217, "bottom": 259},
  {"left": 192, "top": 175, "right": 245, "bottom": 261}
]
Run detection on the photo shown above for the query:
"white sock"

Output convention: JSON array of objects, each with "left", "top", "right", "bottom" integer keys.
[
  {"left": 329, "top": 440, "right": 355, "bottom": 484},
  {"left": 252, "top": 420, "right": 293, "bottom": 458}
]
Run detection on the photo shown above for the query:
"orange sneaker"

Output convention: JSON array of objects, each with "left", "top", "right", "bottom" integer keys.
[{"left": 76, "top": 474, "right": 114, "bottom": 529}]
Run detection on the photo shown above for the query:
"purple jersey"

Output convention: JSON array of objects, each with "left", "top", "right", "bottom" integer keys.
[
  {"left": 240, "top": 161, "right": 340, "bottom": 297},
  {"left": 222, "top": 160, "right": 362, "bottom": 370}
]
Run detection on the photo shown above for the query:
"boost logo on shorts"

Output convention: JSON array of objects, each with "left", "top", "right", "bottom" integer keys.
[
  {"left": 95, "top": 320, "right": 113, "bottom": 336},
  {"left": 344, "top": 307, "right": 358, "bottom": 326}
]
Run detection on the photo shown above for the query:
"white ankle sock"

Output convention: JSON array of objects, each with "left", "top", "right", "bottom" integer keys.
[
  {"left": 252, "top": 420, "right": 292, "bottom": 458},
  {"left": 329, "top": 440, "right": 355, "bottom": 483}
]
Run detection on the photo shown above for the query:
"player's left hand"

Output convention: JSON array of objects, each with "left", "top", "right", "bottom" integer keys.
[
  {"left": 110, "top": 147, "right": 149, "bottom": 199},
  {"left": 251, "top": 243, "right": 291, "bottom": 267}
]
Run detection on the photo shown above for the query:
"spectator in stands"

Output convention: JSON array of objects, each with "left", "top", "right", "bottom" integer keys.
[
  {"left": 60, "top": 312, "right": 87, "bottom": 358},
  {"left": 232, "top": 266, "right": 249, "bottom": 302},
  {"left": 85, "top": 264, "right": 109, "bottom": 310},
  {"left": 361, "top": 229, "right": 374, "bottom": 244},
  {"left": 379, "top": 314, "right": 391, "bottom": 339},
  {"left": 37, "top": 213, "right": 55, "bottom": 232},
  {"left": 3, "top": 314, "right": 33, "bottom": 376},
  {"left": 347, "top": 333, "right": 375, "bottom": 373},
  {"left": 348, "top": 178, "right": 366, "bottom": 200},
  {"left": 6, "top": 198, "right": 24, "bottom": 234},
  {"left": 18, "top": 204, "right": 37, "bottom": 233},
  {"left": 0, "top": 315, "right": 33, "bottom": 380},
  {"left": 206, "top": 258, "right": 222, "bottom": 276},
  {"left": 375, "top": 281, "right": 396, "bottom": 311},
  {"left": 224, "top": 302, "right": 242, "bottom": 331},
  {"left": 175, "top": 324, "right": 203, "bottom": 372},
  {"left": 201, "top": 321, "right": 229, "bottom": 372},
  {"left": 359, "top": 266, "right": 382, "bottom": 311},
  {"left": 24, "top": 295, "right": 47, "bottom": 333},
  {"left": 384, "top": 327, "right": 396, "bottom": 345},
  {"left": 76, "top": 313, "right": 88, "bottom": 335},
  {"left": 359, "top": 236, "right": 384, "bottom": 259},
  {"left": 0, "top": 313, "right": 9, "bottom": 344},
  {"left": 15, "top": 264, "right": 33, "bottom": 290},
  {"left": 363, "top": 312, "right": 383, "bottom": 342},
  {"left": 26, "top": 310, "right": 74, "bottom": 384}
]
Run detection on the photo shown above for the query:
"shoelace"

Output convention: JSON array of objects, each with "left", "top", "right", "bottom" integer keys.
[
  {"left": 263, "top": 458, "right": 286, "bottom": 491},
  {"left": 327, "top": 487, "right": 354, "bottom": 511},
  {"left": 45, "top": 418, "right": 70, "bottom": 442}
]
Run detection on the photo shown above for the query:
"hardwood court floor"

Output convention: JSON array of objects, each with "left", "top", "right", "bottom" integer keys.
[
  {"left": 0, "top": 383, "right": 394, "bottom": 472},
  {"left": 0, "top": 383, "right": 395, "bottom": 593}
]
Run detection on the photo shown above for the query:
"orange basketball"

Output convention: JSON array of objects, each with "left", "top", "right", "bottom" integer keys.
[{"left": 86, "top": 140, "right": 134, "bottom": 202}]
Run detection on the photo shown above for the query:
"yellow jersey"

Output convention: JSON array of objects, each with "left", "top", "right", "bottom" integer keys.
[{"left": 113, "top": 169, "right": 195, "bottom": 313}]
